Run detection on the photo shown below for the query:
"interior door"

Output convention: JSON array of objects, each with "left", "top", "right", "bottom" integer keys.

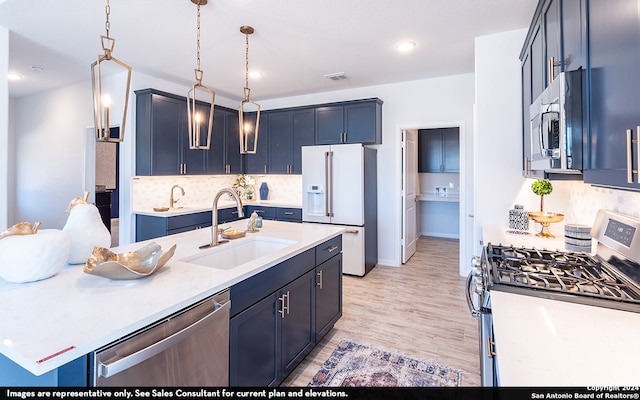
[{"left": 402, "top": 129, "right": 418, "bottom": 263}]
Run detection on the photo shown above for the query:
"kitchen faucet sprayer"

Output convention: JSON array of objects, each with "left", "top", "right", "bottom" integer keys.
[
  {"left": 200, "top": 188, "right": 244, "bottom": 249},
  {"left": 170, "top": 185, "right": 185, "bottom": 208}
]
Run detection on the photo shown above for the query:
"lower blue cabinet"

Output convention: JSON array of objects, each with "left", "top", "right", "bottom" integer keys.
[{"left": 229, "top": 236, "right": 342, "bottom": 387}]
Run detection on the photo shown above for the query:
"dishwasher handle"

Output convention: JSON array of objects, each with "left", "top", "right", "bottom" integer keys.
[{"left": 98, "top": 297, "right": 230, "bottom": 378}]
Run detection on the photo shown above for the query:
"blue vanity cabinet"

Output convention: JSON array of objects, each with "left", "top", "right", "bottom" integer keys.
[
  {"left": 315, "top": 99, "right": 383, "bottom": 145},
  {"left": 135, "top": 89, "right": 207, "bottom": 176}
]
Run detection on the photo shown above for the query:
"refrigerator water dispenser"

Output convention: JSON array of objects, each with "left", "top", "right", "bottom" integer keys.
[{"left": 306, "top": 184, "right": 325, "bottom": 216}]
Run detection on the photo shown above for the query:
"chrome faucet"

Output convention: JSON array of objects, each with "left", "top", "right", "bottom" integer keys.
[
  {"left": 202, "top": 188, "right": 244, "bottom": 249},
  {"left": 170, "top": 185, "right": 185, "bottom": 208}
]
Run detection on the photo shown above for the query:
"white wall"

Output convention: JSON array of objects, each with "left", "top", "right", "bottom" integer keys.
[
  {"left": 261, "top": 74, "right": 475, "bottom": 267},
  {"left": 473, "top": 29, "right": 528, "bottom": 257},
  {"left": 0, "top": 26, "right": 8, "bottom": 230}
]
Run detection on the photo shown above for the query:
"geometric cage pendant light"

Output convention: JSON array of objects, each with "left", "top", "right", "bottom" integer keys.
[
  {"left": 91, "top": 0, "right": 132, "bottom": 143},
  {"left": 186, "top": 0, "right": 215, "bottom": 150},
  {"left": 238, "top": 25, "right": 260, "bottom": 154}
]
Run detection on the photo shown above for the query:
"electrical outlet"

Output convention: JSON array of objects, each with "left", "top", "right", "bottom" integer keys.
[{"left": 434, "top": 186, "right": 448, "bottom": 195}]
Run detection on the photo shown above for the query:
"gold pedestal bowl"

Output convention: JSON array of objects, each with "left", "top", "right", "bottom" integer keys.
[{"left": 528, "top": 211, "right": 564, "bottom": 238}]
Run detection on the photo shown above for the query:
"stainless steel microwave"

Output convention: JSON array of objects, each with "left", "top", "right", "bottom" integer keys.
[{"left": 528, "top": 70, "right": 583, "bottom": 174}]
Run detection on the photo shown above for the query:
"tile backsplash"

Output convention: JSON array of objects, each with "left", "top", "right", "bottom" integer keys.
[
  {"left": 131, "top": 174, "right": 302, "bottom": 211},
  {"left": 514, "top": 179, "right": 640, "bottom": 228}
]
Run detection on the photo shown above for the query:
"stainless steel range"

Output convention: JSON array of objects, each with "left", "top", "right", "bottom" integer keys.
[{"left": 467, "top": 209, "right": 640, "bottom": 386}]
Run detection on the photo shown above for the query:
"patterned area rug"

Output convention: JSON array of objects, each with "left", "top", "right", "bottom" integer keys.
[{"left": 308, "top": 340, "right": 463, "bottom": 387}]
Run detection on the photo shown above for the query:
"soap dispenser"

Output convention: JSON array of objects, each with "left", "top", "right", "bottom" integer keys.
[{"left": 247, "top": 211, "right": 260, "bottom": 232}]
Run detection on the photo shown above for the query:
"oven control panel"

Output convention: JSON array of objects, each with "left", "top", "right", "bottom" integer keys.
[{"left": 593, "top": 209, "right": 640, "bottom": 264}]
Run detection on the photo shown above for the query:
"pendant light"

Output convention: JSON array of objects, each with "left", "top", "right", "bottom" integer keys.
[
  {"left": 187, "top": 0, "right": 215, "bottom": 150},
  {"left": 238, "top": 26, "right": 260, "bottom": 154},
  {"left": 91, "top": 0, "right": 132, "bottom": 142}
]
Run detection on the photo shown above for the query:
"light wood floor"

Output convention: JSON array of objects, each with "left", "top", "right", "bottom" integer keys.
[{"left": 282, "top": 236, "right": 481, "bottom": 387}]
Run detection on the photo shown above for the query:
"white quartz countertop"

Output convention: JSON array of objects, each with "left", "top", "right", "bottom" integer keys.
[
  {"left": 0, "top": 220, "right": 343, "bottom": 376},
  {"left": 133, "top": 199, "right": 302, "bottom": 217},
  {"left": 417, "top": 193, "right": 460, "bottom": 203},
  {"left": 482, "top": 224, "right": 574, "bottom": 251}
]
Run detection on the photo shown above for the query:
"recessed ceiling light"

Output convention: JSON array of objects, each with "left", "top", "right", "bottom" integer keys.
[
  {"left": 249, "top": 71, "right": 263, "bottom": 79},
  {"left": 7, "top": 73, "right": 23, "bottom": 81},
  {"left": 395, "top": 40, "right": 417, "bottom": 53}
]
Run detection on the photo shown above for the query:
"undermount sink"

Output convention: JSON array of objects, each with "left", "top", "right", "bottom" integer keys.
[{"left": 180, "top": 236, "right": 296, "bottom": 270}]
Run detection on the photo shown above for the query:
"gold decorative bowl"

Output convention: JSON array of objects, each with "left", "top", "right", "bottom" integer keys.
[
  {"left": 528, "top": 211, "right": 564, "bottom": 238},
  {"left": 84, "top": 242, "right": 176, "bottom": 280},
  {"left": 221, "top": 230, "right": 247, "bottom": 240}
]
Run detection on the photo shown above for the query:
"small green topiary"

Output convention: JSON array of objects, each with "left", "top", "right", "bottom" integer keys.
[{"left": 531, "top": 179, "right": 553, "bottom": 211}]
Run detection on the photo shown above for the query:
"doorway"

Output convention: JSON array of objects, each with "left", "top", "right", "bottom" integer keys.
[
  {"left": 401, "top": 123, "right": 471, "bottom": 276},
  {"left": 84, "top": 126, "right": 120, "bottom": 247}
]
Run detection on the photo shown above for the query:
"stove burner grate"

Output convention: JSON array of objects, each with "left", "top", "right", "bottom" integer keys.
[{"left": 486, "top": 243, "right": 640, "bottom": 303}]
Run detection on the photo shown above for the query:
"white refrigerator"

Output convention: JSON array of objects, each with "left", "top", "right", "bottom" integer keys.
[{"left": 302, "top": 143, "right": 377, "bottom": 276}]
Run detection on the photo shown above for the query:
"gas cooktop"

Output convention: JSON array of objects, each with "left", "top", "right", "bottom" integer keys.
[{"left": 486, "top": 243, "right": 640, "bottom": 304}]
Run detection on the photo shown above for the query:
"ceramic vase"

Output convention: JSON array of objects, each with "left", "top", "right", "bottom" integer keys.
[{"left": 260, "top": 182, "right": 269, "bottom": 200}]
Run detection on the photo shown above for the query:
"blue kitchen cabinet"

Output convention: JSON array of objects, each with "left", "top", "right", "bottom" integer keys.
[
  {"left": 245, "top": 205, "right": 277, "bottom": 220},
  {"left": 229, "top": 236, "right": 342, "bottom": 387},
  {"left": 135, "top": 208, "right": 244, "bottom": 242},
  {"left": 315, "top": 99, "right": 383, "bottom": 145},
  {"left": 276, "top": 207, "right": 302, "bottom": 223},
  {"left": 229, "top": 291, "right": 279, "bottom": 386},
  {"left": 291, "top": 109, "right": 315, "bottom": 173},
  {"left": 520, "top": 0, "right": 586, "bottom": 179},
  {"left": 280, "top": 269, "right": 316, "bottom": 377},
  {"left": 207, "top": 107, "right": 242, "bottom": 175},
  {"left": 268, "top": 109, "right": 315, "bottom": 174},
  {"left": 583, "top": 0, "right": 640, "bottom": 189},
  {"left": 0, "top": 353, "right": 88, "bottom": 387},
  {"left": 315, "top": 251, "right": 342, "bottom": 340},
  {"left": 245, "top": 205, "right": 302, "bottom": 223},
  {"left": 135, "top": 89, "right": 207, "bottom": 176},
  {"left": 418, "top": 128, "right": 459, "bottom": 173},
  {"left": 243, "top": 111, "right": 270, "bottom": 174}
]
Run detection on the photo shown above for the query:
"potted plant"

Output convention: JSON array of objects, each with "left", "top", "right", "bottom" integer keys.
[{"left": 531, "top": 179, "right": 553, "bottom": 212}]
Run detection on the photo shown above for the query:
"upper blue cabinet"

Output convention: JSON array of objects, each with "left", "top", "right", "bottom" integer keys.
[
  {"left": 315, "top": 98, "right": 383, "bottom": 145},
  {"left": 583, "top": 0, "right": 640, "bottom": 190},
  {"left": 520, "top": 0, "right": 586, "bottom": 180}
]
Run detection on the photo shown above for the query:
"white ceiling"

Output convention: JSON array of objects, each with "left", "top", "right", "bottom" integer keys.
[{"left": 1, "top": 0, "right": 537, "bottom": 101}]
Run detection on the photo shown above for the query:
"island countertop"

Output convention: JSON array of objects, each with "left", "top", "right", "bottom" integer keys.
[{"left": 0, "top": 220, "right": 344, "bottom": 376}]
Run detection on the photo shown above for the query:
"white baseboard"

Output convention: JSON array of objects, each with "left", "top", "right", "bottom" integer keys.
[{"left": 419, "top": 231, "right": 460, "bottom": 240}]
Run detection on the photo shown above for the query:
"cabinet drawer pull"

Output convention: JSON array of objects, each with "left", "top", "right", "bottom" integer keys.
[
  {"left": 278, "top": 291, "right": 290, "bottom": 318},
  {"left": 326, "top": 245, "right": 339, "bottom": 253},
  {"left": 345, "top": 229, "right": 359, "bottom": 234},
  {"left": 317, "top": 270, "right": 323, "bottom": 289},
  {"left": 284, "top": 211, "right": 294, "bottom": 215}
]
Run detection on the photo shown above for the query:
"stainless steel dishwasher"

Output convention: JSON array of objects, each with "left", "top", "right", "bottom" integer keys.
[{"left": 91, "top": 289, "right": 230, "bottom": 386}]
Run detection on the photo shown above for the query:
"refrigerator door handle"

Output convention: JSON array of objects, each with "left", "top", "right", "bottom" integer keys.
[{"left": 325, "top": 151, "right": 334, "bottom": 217}]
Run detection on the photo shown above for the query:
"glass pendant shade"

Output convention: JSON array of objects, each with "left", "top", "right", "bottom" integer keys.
[
  {"left": 187, "top": 74, "right": 215, "bottom": 150},
  {"left": 91, "top": 2, "right": 132, "bottom": 143}
]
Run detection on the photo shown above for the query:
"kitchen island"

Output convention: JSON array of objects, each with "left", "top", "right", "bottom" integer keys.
[{"left": 0, "top": 219, "right": 344, "bottom": 386}]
